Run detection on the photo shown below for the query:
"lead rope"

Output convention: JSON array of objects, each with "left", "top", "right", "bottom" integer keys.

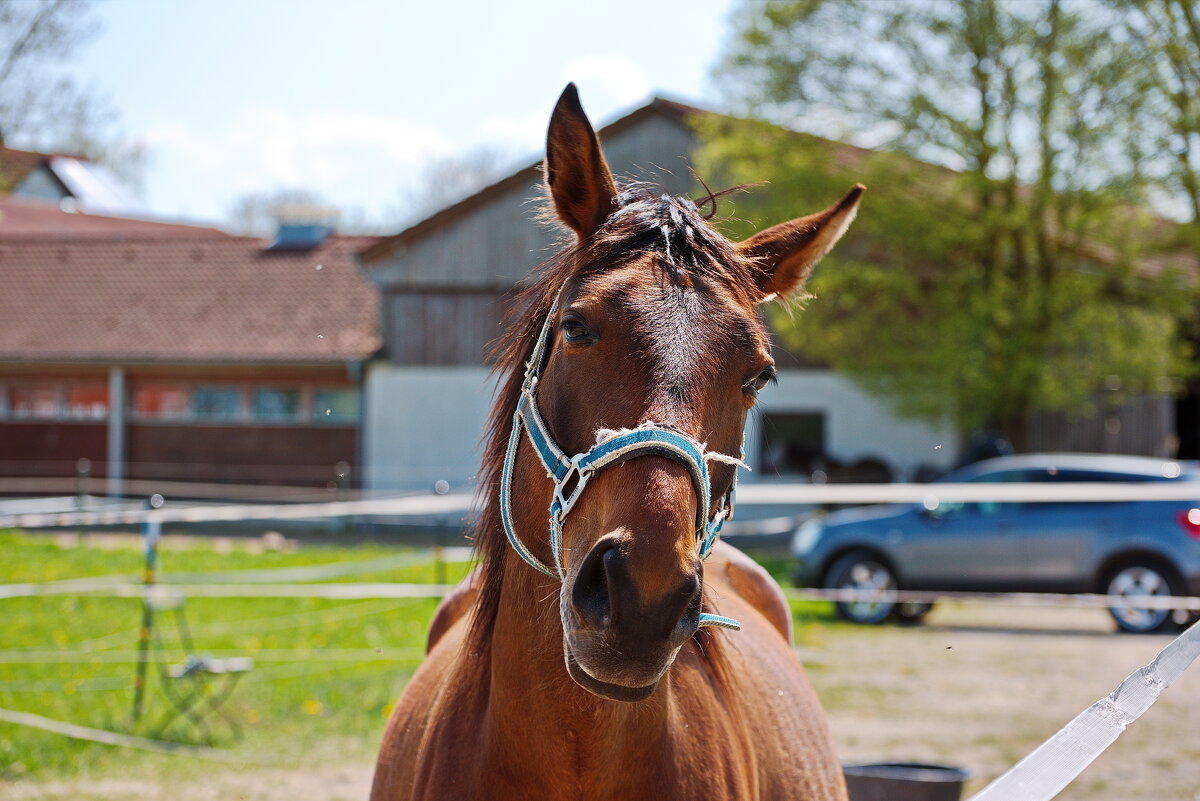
[
  {"left": 499, "top": 288, "right": 742, "bottom": 631},
  {"left": 968, "top": 616, "right": 1200, "bottom": 801}
]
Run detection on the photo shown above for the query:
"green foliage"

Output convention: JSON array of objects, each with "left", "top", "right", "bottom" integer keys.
[{"left": 705, "top": 0, "right": 1198, "bottom": 443}]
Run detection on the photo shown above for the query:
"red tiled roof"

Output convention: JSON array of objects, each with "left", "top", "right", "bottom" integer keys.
[
  {"left": 0, "top": 201, "right": 380, "bottom": 363},
  {"left": 0, "top": 195, "right": 231, "bottom": 239}
]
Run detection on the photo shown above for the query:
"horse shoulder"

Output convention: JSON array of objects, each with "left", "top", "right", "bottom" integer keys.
[
  {"left": 426, "top": 566, "right": 481, "bottom": 652},
  {"left": 708, "top": 540, "right": 793, "bottom": 644},
  {"left": 698, "top": 593, "right": 847, "bottom": 800},
  {"left": 372, "top": 622, "right": 486, "bottom": 801}
]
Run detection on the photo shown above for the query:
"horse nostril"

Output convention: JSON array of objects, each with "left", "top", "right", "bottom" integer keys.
[
  {"left": 572, "top": 541, "right": 617, "bottom": 629},
  {"left": 671, "top": 572, "right": 703, "bottom": 641}
]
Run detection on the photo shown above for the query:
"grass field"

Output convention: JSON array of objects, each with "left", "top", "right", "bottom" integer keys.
[
  {"left": 0, "top": 529, "right": 835, "bottom": 783},
  {"left": 6, "top": 530, "right": 1198, "bottom": 801},
  {"left": 0, "top": 528, "right": 475, "bottom": 780}
]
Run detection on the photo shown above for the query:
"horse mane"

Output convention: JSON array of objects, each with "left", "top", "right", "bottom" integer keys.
[{"left": 466, "top": 182, "right": 761, "bottom": 667}]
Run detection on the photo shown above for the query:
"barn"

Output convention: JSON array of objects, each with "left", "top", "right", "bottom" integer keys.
[
  {"left": 0, "top": 196, "right": 379, "bottom": 493},
  {"left": 357, "top": 98, "right": 959, "bottom": 496}
]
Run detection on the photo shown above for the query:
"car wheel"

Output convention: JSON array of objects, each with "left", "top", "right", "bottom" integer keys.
[
  {"left": 826, "top": 553, "right": 897, "bottom": 625},
  {"left": 1105, "top": 562, "right": 1178, "bottom": 634},
  {"left": 895, "top": 601, "right": 935, "bottom": 624}
]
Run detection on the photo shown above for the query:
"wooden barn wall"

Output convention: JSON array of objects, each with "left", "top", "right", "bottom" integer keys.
[
  {"left": 1026, "top": 394, "right": 1176, "bottom": 457},
  {"left": 0, "top": 422, "right": 107, "bottom": 477},
  {"left": 372, "top": 114, "right": 700, "bottom": 365},
  {"left": 384, "top": 290, "right": 506, "bottom": 365},
  {"left": 127, "top": 424, "right": 358, "bottom": 485}
]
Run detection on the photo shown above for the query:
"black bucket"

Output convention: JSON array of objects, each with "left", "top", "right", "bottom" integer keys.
[{"left": 843, "top": 762, "right": 969, "bottom": 801}]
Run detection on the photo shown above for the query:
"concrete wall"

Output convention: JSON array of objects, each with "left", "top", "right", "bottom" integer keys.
[{"left": 364, "top": 363, "right": 957, "bottom": 493}]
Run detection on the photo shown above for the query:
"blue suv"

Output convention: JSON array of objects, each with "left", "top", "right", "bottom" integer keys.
[{"left": 791, "top": 454, "right": 1200, "bottom": 633}]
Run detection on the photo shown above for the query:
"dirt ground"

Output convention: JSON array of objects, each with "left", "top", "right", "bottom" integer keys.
[
  {"left": 5, "top": 603, "right": 1198, "bottom": 801},
  {"left": 808, "top": 603, "right": 1200, "bottom": 801}
]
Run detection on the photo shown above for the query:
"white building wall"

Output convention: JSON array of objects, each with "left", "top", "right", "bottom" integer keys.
[
  {"left": 365, "top": 363, "right": 958, "bottom": 493},
  {"left": 363, "top": 363, "right": 497, "bottom": 492},
  {"left": 746, "top": 369, "right": 958, "bottom": 482}
]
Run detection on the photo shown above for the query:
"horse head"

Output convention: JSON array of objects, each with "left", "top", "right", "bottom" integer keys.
[{"left": 508, "top": 84, "right": 862, "bottom": 702}]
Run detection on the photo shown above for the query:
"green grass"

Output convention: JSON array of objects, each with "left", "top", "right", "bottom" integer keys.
[
  {"left": 0, "top": 529, "right": 470, "bottom": 780},
  {"left": 0, "top": 534, "right": 836, "bottom": 781}
]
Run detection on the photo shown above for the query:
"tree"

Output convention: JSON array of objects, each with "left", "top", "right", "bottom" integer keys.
[
  {"left": 706, "top": 0, "right": 1196, "bottom": 447},
  {"left": 226, "top": 187, "right": 332, "bottom": 237},
  {"left": 1122, "top": 0, "right": 1200, "bottom": 246},
  {"left": 0, "top": 0, "right": 140, "bottom": 186},
  {"left": 395, "top": 147, "right": 509, "bottom": 226}
]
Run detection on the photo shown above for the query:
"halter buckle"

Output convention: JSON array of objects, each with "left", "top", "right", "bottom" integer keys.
[{"left": 552, "top": 454, "right": 593, "bottom": 521}]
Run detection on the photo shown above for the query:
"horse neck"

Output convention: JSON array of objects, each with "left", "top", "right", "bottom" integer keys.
[{"left": 477, "top": 547, "right": 674, "bottom": 790}]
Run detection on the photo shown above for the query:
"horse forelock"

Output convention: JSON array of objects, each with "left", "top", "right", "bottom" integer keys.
[{"left": 467, "top": 182, "right": 759, "bottom": 655}]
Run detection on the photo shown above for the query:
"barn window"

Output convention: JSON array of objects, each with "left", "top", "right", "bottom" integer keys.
[
  {"left": 190, "top": 386, "right": 243, "bottom": 421},
  {"left": 8, "top": 384, "right": 60, "bottom": 419},
  {"left": 312, "top": 388, "right": 359, "bottom": 423},
  {"left": 253, "top": 387, "right": 301, "bottom": 421},
  {"left": 760, "top": 412, "right": 827, "bottom": 475},
  {"left": 133, "top": 385, "right": 190, "bottom": 420},
  {"left": 62, "top": 383, "right": 109, "bottom": 420}
]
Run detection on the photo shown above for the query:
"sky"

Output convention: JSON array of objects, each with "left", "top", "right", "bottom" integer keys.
[{"left": 63, "top": 0, "right": 741, "bottom": 230}]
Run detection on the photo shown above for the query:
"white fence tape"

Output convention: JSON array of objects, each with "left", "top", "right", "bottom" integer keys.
[
  {"left": 733, "top": 481, "right": 1200, "bottom": 505},
  {"left": 0, "top": 708, "right": 250, "bottom": 762},
  {"left": 0, "top": 581, "right": 456, "bottom": 601},
  {"left": 4, "top": 579, "right": 1199, "bottom": 612},
  {"left": 784, "top": 588, "right": 1200, "bottom": 611},
  {"left": 0, "top": 492, "right": 474, "bottom": 530},
  {"left": 5, "top": 481, "right": 1200, "bottom": 530},
  {"left": 967, "top": 617, "right": 1200, "bottom": 801}
]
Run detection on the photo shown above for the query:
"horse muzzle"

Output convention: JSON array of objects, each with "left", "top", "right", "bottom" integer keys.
[{"left": 561, "top": 533, "right": 702, "bottom": 702}]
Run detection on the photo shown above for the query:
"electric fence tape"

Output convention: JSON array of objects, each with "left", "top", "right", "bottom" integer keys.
[{"left": 967, "top": 617, "right": 1200, "bottom": 801}]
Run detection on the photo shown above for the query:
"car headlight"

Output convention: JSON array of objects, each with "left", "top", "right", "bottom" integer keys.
[{"left": 791, "top": 517, "right": 824, "bottom": 557}]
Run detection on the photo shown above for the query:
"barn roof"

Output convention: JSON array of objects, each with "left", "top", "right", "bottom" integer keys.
[
  {"left": 358, "top": 97, "right": 702, "bottom": 265},
  {"left": 0, "top": 198, "right": 380, "bottom": 364}
]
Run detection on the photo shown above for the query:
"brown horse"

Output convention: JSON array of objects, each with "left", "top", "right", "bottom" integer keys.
[{"left": 372, "top": 84, "right": 863, "bottom": 801}]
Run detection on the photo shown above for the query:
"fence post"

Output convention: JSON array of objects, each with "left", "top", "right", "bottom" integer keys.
[
  {"left": 334, "top": 461, "right": 351, "bottom": 535},
  {"left": 75, "top": 458, "right": 91, "bottom": 539},
  {"left": 433, "top": 480, "right": 449, "bottom": 585},
  {"left": 131, "top": 493, "right": 164, "bottom": 725}
]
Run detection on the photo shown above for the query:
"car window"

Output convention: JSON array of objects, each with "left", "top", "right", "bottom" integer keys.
[
  {"left": 933, "top": 470, "right": 1032, "bottom": 517},
  {"left": 1027, "top": 468, "right": 1165, "bottom": 509}
]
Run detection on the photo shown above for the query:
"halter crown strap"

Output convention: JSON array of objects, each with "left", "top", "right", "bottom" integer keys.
[{"left": 499, "top": 289, "right": 741, "bottom": 631}]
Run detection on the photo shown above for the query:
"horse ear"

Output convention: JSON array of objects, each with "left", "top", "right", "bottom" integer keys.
[
  {"left": 738, "top": 185, "right": 865, "bottom": 300},
  {"left": 544, "top": 83, "right": 618, "bottom": 239}
]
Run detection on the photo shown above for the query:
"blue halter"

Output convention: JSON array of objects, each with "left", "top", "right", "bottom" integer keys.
[{"left": 499, "top": 289, "right": 741, "bottom": 631}]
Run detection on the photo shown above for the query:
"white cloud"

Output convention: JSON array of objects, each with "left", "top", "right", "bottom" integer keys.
[
  {"left": 135, "top": 61, "right": 654, "bottom": 229},
  {"left": 141, "top": 107, "right": 455, "bottom": 226},
  {"left": 561, "top": 56, "right": 654, "bottom": 118}
]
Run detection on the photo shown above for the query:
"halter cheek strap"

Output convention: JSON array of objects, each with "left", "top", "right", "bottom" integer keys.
[{"left": 499, "top": 289, "right": 742, "bottom": 632}]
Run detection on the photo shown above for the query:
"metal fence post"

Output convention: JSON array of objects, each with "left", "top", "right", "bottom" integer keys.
[
  {"left": 75, "top": 458, "right": 91, "bottom": 539},
  {"left": 131, "top": 493, "right": 164, "bottom": 725}
]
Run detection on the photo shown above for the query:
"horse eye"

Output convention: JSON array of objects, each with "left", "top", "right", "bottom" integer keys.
[
  {"left": 562, "top": 319, "right": 595, "bottom": 344},
  {"left": 745, "top": 365, "right": 777, "bottom": 396}
]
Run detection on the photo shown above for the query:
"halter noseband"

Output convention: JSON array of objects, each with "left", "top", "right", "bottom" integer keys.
[{"left": 499, "top": 289, "right": 741, "bottom": 631}]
